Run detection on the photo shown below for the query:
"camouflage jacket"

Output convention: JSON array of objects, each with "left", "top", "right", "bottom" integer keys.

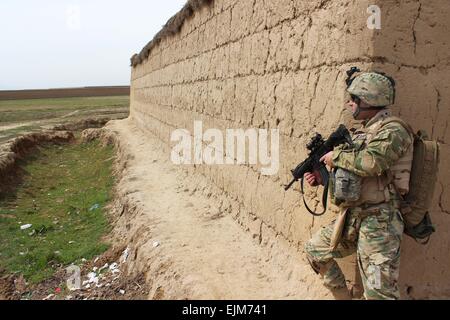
[{"left": 332, "top": 109, "right": 413, "bottom": 178}]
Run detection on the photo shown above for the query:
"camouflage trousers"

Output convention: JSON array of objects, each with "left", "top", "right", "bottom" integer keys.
[{"left": 304, "top": 205, "right": 404, "bottom": 300}]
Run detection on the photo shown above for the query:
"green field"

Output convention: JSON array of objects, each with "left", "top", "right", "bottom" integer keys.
[
  {"left": 0, "top": 140, "right": 115, "bottom": 283},
  {"left": 0, "top": 96, "right": 129, "bottom": 123},
  {"left": 0, "top": 95, "right": 129, "bottom": 143}
]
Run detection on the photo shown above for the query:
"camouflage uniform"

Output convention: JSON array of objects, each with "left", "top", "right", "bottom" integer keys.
[{"left": 304, "top": 73, "right": 413, "bottom": 300}]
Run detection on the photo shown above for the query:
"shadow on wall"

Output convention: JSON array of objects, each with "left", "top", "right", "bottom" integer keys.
[{"left": 370, "top": 0, "right": 450, "bottom": 299}]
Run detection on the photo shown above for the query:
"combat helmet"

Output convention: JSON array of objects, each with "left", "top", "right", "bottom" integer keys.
[{"left": 347, "top": 72, "right": 396, "bottom": 107}]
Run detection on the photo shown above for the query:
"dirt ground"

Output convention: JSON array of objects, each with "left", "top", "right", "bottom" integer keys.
[
  {"left": 1, "top": 116, "right": 336, "bottom": 300},
  {"left": 98, "top": 118, "right": 333, "bottom": 300}
]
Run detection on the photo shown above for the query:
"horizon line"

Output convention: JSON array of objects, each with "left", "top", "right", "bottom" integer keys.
[{"left": 0, "top": 85, "right": 131, "bottom": 92}]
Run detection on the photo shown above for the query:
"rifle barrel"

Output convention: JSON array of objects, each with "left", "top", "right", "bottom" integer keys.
[{"left": 284, "top": 179, "right": 296, "bottom": 191}]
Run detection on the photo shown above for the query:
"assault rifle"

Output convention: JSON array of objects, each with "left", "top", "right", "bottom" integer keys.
[{"left": 284, "top": 124, "right": 353, "bottom": 216}]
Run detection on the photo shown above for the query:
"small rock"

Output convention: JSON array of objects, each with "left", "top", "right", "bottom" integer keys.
[
  {"left": 15, "top": 275, "right": 27, "bottom": 292},
  {"left": 119, "top": 290, "right": 125, "bottom": 295}
]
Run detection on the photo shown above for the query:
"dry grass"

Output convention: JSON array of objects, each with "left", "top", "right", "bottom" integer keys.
[{"left": 131, "top": 0, "right": 214, "bottom": 67}]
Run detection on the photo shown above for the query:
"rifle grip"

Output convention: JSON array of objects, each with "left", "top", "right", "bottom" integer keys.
[
  {"left": 311, "top": 170, "right": 322, "bottom": 186},
  {"left": 313, "top": 166, "right": 329, "bottom": 186}
]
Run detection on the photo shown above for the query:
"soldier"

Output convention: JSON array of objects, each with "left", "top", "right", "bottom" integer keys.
[{"left": 304, "top": 71, "right": 413, "bottom": 300}]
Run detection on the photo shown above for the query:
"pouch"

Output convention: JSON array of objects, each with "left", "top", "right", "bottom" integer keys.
[{"left": 333, "top": 168, "right": 362, "bottom": 202}]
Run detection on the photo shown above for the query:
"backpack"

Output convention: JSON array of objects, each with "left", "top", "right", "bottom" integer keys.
[{"left": 378, "top": 118, "right": 439, "bottom": 243}]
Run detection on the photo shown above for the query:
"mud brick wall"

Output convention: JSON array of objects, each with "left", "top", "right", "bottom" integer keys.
[{"left": 130, "top": 0, "right": 450, "bottom": 299}]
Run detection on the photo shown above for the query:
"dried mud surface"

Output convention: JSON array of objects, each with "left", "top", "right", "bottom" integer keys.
[
  {"left": 99, "top": 118, "right": 334, "bottom": 299},
  {"left": 130, "top": 0, "right": 450, "bottom": 298}
]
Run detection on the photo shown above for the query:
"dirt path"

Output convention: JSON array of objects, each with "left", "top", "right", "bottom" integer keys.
[
  {"left": 0, "top": 121, "right": 39, "bottom": 131},
  {"left": 104, "top": 118, "right": 330, "bottom": 299},
  {"left": 0, "top": 111, "right": 82, "bottom": 132}
]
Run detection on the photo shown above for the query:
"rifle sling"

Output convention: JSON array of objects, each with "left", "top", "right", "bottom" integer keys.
[{"left": 301, "top": 177, "right": 329, "bottom": 216}]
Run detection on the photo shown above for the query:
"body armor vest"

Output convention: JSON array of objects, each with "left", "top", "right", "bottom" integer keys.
[{"left": 334, "top": 114, "right": 414, "bottom": 208}]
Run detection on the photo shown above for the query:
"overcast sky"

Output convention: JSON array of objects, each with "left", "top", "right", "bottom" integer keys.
[{"left": 0, "top": 0, "right": 186, "bottom": 90}]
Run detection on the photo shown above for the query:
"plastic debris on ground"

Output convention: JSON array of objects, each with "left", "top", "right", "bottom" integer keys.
[
  {"left": 43, "top": 294, "right": 55, "bottom": 300},
  {"left": 98, "top": 263, "right": 109, "bottom": 272},
  {"left": 121, "top": 247, "right": 130, "bottom": 264},
  {"left": 87, "top": 272, "right": 99, "bottom": 285},
  {"left": 109, "top": 262, "right": 120, "bottom": 274},
  {"left": 89, "top": 203, "right": 100, "bottom": 211},
  {"left": 53, "top": 244, "right": 138, "bottom": 300}
]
